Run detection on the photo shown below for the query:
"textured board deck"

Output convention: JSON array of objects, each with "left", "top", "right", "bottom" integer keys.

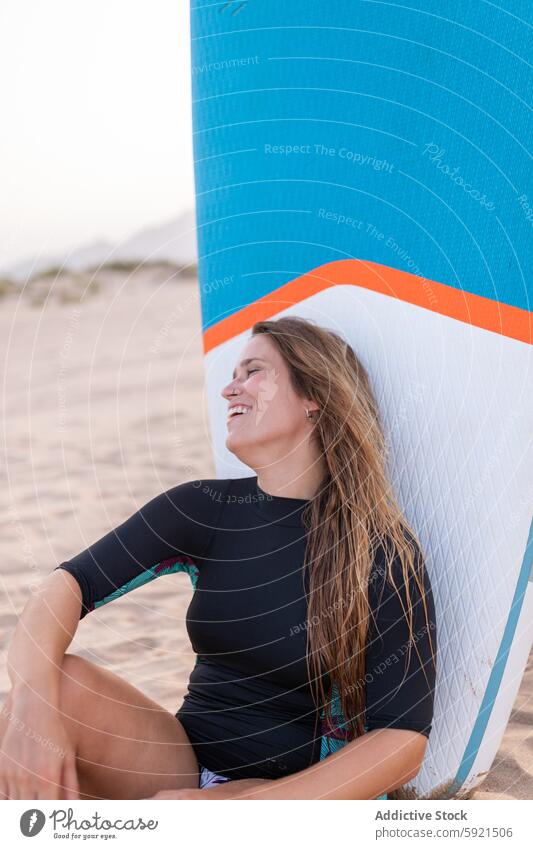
[{"left": 189, "top": 0, "right": 532, "bottom": 797}]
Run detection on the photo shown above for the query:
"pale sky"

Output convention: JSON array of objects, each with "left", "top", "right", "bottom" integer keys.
[{"left": 0, "top": 0, "right": 194, "bottom": 272}]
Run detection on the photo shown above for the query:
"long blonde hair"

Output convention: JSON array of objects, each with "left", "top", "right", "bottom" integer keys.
[{"left": 251, "top": 315, "right": 436, "bottom": 741}]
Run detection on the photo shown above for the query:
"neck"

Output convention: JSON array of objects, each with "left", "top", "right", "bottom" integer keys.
[{"left": 255, "top": 455, "right": 327, "bottom": 501}]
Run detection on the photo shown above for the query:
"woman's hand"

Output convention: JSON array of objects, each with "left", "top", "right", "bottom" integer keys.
[
  {"left": 150, "top": 788, "right": 209, "bottom": 800},
  {"left": 0, "top": 688, "right": 80, "bottom": 800},
  {"left": 149, "top": 777, "right": 271, "bottom": 800}
]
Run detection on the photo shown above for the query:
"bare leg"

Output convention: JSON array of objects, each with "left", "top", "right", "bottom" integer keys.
[{"left": 1, "top": 653, "right": 199, "bottom": 800}]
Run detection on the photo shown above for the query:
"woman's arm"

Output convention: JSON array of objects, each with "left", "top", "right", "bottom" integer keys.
[
  {"left": 51, "top": 479, "right": 222, "bottom": 618},
  {"left": 6, "top": 569, "right": 81, "bottom": 699},
  {"left": 1, "top": 569, "right": 83, "bottom": 799},
  {"left": 5, "top": 479, "right": 214, "bottom": 701},
  {"left": 243, "top": 541, "right": 436, "bottom": 800},
  {"left": 157, "top": 728, "right": 427, "bottom": 799},
  {"left": 235, "top": 727, "right": 427, "bottom": 799}
]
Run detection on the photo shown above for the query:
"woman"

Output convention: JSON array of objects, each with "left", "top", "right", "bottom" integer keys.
[{"left": 0, "top": 316, "right": 436, "bottom": 800}]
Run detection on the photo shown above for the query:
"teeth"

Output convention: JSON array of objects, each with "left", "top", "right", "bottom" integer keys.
[{"left": 229, "top": 406, "right": 250, "bottom": 417}]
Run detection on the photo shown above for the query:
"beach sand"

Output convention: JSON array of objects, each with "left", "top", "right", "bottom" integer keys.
[{"left": 0, "top": 272, "right": 530, "bottom": 799}]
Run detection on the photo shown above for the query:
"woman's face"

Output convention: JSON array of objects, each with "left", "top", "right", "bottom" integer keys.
[{"left": 221, "top": 334, "right": 315, "bottom": 467}]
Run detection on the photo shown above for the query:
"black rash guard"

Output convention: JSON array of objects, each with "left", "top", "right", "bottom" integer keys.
[{"left": 54, "top": 475, "right": 437, "bottom": 781}]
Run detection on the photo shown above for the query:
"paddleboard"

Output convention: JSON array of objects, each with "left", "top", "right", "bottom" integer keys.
[{"left": 189, "top": 0, "right": 533, "bottom": 798}]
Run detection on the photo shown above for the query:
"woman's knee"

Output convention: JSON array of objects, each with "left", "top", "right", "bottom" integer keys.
[
  {"left": 55, "top": 654, "right": 199, "bottom": 798},
  {"left": 0, "top": 655, "right": 88, "bottom": 745}
]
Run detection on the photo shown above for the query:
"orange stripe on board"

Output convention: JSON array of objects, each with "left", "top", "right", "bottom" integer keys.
[{"left": 202, "top": 259, "right": 531, "bottom": 354}]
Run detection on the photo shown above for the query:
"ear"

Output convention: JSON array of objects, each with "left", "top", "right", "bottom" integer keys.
[
  {"left": 303, "top": 402, "right": 320, "bottom": 421},
  {"left": 303, "top": 399, "right": 320, "bottom": 415}
]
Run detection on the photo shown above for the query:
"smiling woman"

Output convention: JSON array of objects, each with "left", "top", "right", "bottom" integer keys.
[{"left": 0, "top": 315, "right": 436, "bottom": 800}]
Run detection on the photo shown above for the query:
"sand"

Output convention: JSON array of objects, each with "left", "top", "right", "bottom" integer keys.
[{"left": 0, "top": 270, "right": 530, "bottom": 799}]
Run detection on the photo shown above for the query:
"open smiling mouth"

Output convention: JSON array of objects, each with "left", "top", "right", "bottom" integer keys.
[{"left": 227, "top": 405, "right": 252, "bottom": 422}]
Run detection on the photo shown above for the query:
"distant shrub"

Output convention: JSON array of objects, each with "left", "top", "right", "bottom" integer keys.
[
  {"left": 86, "top": 260, "right": 197, "bottom": 277},
  {"left": 0, "top": 278, "right": 15, "bottom": 297},
  {"left": 57, "top": 291, "right": 75, "bottom": 305},
  {"left": 96, "top": 260, "right": 140, "bottom": 273},
  {"left": 179, "top": 262, "right": 198, "bottom": 278},
  {"left": 29, "top": 266, "right": 64, "bottom": 282}
]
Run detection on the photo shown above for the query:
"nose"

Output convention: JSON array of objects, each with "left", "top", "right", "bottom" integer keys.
[{"left": 222, "top": 378, "right": 241, "bottom": 399}]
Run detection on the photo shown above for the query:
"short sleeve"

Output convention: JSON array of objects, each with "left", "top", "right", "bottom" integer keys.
[
  {"left": 53, "top": 478, "right": 227, "bottom": 619},
  {"left": 364, "top": 538, "right": 437, "bottom": 738}
]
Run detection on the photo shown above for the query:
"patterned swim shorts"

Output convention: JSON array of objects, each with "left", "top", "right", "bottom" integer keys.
[{"left": 198, "top": 764, "right": 231, "bottom": 790}]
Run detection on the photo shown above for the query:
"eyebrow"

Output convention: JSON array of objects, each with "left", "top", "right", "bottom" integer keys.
[{"left": 232, "top": 358, "right": 267, "bottom": 379}]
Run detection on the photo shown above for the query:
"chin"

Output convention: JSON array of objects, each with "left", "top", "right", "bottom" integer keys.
[
  {"left": 225, "top": 431, "right": 243, "bottom": 455},
  {"left": 225, "top": 432, "right": 256, "bottom": 465}
]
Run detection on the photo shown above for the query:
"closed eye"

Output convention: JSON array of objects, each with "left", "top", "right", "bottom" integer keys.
[{"left": 247, "top": 368, "right": 260, "bottom": 375}]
